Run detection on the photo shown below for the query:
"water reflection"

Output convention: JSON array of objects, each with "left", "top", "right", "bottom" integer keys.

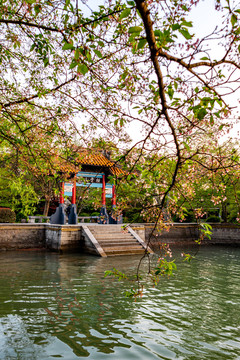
[{"left": 0, "top": 247, "right": 240, "bottom": 359}]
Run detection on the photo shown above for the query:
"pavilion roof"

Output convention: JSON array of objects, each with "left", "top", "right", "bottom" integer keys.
[{"left": 77, "top": 150, "right": 125, "bottom": 176}]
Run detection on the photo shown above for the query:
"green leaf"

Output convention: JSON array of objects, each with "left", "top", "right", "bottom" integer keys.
[
  {"left": 62, "top": 43, "right": 74, "bottom": 50},
  {"left": 181, "top": 5, "right": 188, "bottom": 11},
  {"left": 74, "top": 48, "right": 80, "bottom": 60},
  {"left": 34, "top": 4, "right": 41, "bottom": 15},
  {"left": 128, "top": 26, "right": 142, "bottom": 34},
  {"left": 93, "top": 49, "right": 102, "bottom": 58},
  {"left": 181, "top": 20, "right": 193, "bottom": 27},
  {"left": 86, "top": 51, "right": 92, "bottom": 62},
  {"left": 231, "top": 14, "right": 237, "bottom": 27},
  {"left": 119, "top": 8, "right": 131, "bottom": 20},
  {"left": 137, "top": 38, "right": 147, "bottom": 49},
  {"left": 167, "top": 84, "right": 174, "bottom": 100},
  {"left": 238, "top": 44, "right": 240, "bottom": 53},
  {"left": 183, "top": 253, "right": 195, "bottom": 263},
  {"left": 183, "top": 142, "right": 191, "bottom": 152},
  {"left": 197, "top": 108, "right": 207, "bottom": 120},
  {"left": 77, "top": 64, "right": 89, "bottom": 75},
  {"left": 64, "top": 0, "right": 70, "bottom": 7},
  {"left": 178, "top": 28, "right": 193, "bottom": 40},
  {"left": 172, "top": 24, "right": 181, "bottom": 31},
  {"left": 30, "top": 44, "right": 35, "bottom": 52},
  {"left": 69, "top": 61, "right": 78, "bottom": 69},
  {"left": 234, "top": 9, "right": 240, "bottom": 14},
  {"left": 154, "top": 29, "right": 163, "bottom": 37},
  {"left": 43, "top": 57, "right": 49, "bottom": 67},
  {"left": 200, "top": 57, "right": 209, "bottom": 60}
]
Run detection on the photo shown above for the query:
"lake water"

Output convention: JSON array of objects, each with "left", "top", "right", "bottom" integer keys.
[{"left": 0, "top": 246, "right": 239, "bottom": 360}]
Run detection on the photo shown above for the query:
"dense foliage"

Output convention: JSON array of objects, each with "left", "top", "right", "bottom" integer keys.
[
  {"left": 0, "top": 0, "right": 239, "bottom": 223},
  {"left": 0, "top": 207, "right": 16, "bottom": 223}
]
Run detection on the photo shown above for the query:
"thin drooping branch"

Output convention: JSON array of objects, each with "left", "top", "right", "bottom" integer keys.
[
  {"left": 0, "top": 19, "right": 64, "bottom": 33},
  {"left": 1, "top": 75, "right": 77, "bottom": 108},
  {"left": 0, "top": 5, "right": 135, "bottom": 39},
  {"left": 158, "top": 47, "right": 240, "bottom": 71}
]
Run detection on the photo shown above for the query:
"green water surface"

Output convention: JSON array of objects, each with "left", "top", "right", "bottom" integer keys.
[{"left": 0, "top": 246, "right": 239, "bottom": 359}]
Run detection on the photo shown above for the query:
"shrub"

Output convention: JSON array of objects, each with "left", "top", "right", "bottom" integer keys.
[
  {"left": 172, "top": 210, "right": 196, "bottom": 223},
  {"left": 91, "top": 212, "right": 100, "bottom": 217},
  {"left": 206, "top": 215, "right": 221, "bottom": 223},
  {"left": 0, "top": 207, "right": 16, "bottom": 223},
  {"left": 123, "top": 207, "right": 144, "bottom": 223}
]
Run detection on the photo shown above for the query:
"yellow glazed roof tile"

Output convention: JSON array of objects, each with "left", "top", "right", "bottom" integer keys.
[{"left": 77, "top": 151, "right": 125, "bottom": 176}]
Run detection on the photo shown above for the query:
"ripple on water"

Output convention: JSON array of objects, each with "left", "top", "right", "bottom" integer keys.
[{"left": 0, "top": 248, "right": 240, "bottom": 359}]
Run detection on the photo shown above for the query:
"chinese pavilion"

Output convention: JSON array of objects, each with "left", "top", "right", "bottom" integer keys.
[{"left": 50, "top": 149, "right": 125, "bottom": 225}]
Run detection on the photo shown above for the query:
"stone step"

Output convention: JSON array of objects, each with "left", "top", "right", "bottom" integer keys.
[
  {"left": 103, "top": 244, "right": 144, "bottom": 251},
  {"left": 90, "top": 229, "right": 130, "bottom": 234},
  {"left": 98, "top": 241, "right": 139, "bottom": 247},
  {"left": 98, "top": 237, "right": 136, "bottom": 242},
  {"left": 88, "top": 226, "right": 124, "bottom": 231},
  {"left": 95, "top": 238, "right": 134, "bottom": 242},
  {"left": 104, "top": 248, "right": 146, "bottom": 256},
  {"left": 94, "top": 234, "right": 134, "bottom": 240},
  {"left": 98, "top": 241, "right": 137, "bottom": 245},
  {"left": 95, "top": 238, "right": 134, "bottom": 243},
  {"left": 91, "top": 228, "right": 131, "bottom": 232},
  {"left": 84, "top": 225, "right": 150, "bottom": 257}
]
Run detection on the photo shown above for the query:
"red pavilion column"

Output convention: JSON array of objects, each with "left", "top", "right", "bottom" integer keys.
[
  {"left": 68, "top": 176, "right": 78, "bottom": 224},
  {"left": 99, "top": 174, "right": 108, "bottom": 224},
  {"left": 112, "top": 184, "right": 116, "bottom": 207},
  {"left": 71, "top": 178, "right": 76, "bottom": 205},
  {"left": 109, "top": 183, "right": 122, "bottom": 224}
]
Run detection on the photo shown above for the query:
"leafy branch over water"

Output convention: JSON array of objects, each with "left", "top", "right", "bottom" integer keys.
[
  {"left": 104, "top": 249, "right": 177, "bottom": 299},
  {"left": 182, "top": 222, "right": 213, "bottom": 263},
  {"left": 105, "top": 222, "right": 213, "bottom": 298}
]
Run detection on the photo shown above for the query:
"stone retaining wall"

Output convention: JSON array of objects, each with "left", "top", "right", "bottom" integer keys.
[
  {"left": 45, "top": 224, "right": 82, "bottom": 252},
  {"left": 205, "top": 224, "right": 240, "bottom": 245},
  {"left": 138, "top": 223, "right": 240, "bottom": 247},
  {"left": 142, "top": 223, "right": 198, "bottom": 246},
  {"left": 0, "top": 222, "right": 239, "bottom": 252},
  {"left": 0, "top": 223, "right": 46, "bottom": 250}
]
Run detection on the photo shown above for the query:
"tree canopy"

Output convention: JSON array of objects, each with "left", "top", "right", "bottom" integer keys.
[{"left": 0, "top": 0, "right": 240, "bottom": 222}]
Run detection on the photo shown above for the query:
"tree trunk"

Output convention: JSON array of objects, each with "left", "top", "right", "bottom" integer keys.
[
  {"left": 222, "top": 203, "right": 227, "bottom": 223},
  {"left": 43, "top": 197, "right": 50, "bottom": 216}
]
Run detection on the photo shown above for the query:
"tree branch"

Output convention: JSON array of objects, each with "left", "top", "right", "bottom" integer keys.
[{"left": 134, "top": 0, "right": 181, "bottom": 207}]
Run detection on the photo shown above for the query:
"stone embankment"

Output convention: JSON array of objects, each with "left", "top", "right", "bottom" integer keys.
[
  {"left": 0, "top": 223, "right": 239, "bottom": 255},
  {"left": 144, "top": 223, "right": 240, "bottom": 247}
]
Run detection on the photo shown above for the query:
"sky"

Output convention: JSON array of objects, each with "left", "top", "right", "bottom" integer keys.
[
  {"left": 188, "top": 0, "right": 240, "bottom": 138},
  {"left": 77, "top": 0, "right": 240, "bottom": 144}
]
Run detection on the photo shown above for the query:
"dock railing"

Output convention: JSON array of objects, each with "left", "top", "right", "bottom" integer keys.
[
  {"left": 28, "top": 216, "right": 50, "bottom": 223},
  {"left": 28, "top": 216, "right": 99, "bottom": 223}
]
